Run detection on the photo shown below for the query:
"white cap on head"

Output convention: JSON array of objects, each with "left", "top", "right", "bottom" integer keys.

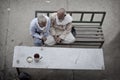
[{"left": 37, "top": 15, "right": 46, "bottom": 23}]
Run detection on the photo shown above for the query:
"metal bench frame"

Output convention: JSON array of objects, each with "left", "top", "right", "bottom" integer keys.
[{"left": 35, "top": 11, "right": 106, "bottom": 48}]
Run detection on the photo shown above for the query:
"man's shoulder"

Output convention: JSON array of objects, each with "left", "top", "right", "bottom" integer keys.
[
  {"left": 30, "top": 18, "right": 38, "bottom": 28},
  {"left": 50, "top": 13, "right": 57, "bottom": 18},
  {"left": 31, "top": 18, "right": 37, "bottom": 22},
  {"left": 30, "top": 18, "right": 37, "bottom": 25},
  {"left": 65, "top": 14, "right": 73, "bottom": 22},
  {"left": 66, "top": 14, "right": 72, "bottom": 18}
]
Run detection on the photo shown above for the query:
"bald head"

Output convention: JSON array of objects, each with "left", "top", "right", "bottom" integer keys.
[
  {"left": 57, "top": 8, "right": 66, "bottom": 20},
  {"left": 57, "top": 8, "right": 66, "bottom": 14}
]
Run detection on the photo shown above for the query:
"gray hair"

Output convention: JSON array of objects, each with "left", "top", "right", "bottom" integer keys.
[{"left": 37, "top": 15, "right": 46, "bottom": 23}]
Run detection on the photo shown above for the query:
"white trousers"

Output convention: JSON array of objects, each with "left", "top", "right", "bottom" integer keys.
[
  {"left": 45, "top": 33, "right": 75, "bottom": 45},
  {"left": 44, "top": 35, "right": 56, "bottom": 46},
  {"left": 61, "top": 32, "right": 76, "bottom": 44}
]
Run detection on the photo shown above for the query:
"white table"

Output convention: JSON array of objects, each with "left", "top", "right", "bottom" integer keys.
[{"left": 13, "top": 46, "right": 105, "bottom": 74}]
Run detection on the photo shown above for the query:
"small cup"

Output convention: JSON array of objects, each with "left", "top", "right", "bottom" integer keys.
[
  {"left": 26, "top": 56, "right": 33, "bottom": 63},
  {"left": 34, "top": 53, "right": 42, "bottom": 62}
]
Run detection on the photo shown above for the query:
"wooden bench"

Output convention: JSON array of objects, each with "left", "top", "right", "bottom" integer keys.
[{"left": 35, "top": 11, "right": 106, "bottom": 48}]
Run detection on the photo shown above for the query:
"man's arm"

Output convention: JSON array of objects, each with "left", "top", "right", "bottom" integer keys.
[
  {"left": 29, "top": 19, "right": 42, "bottom": 39},
  {"left": 59, "top": 22, "right": 72, "bottom": 39},
  {"left": 50, "top": 13, "right": 57, "bottom": 36},
  {"left": 43, "top": 18, "right": 50, "bottom": 37}
]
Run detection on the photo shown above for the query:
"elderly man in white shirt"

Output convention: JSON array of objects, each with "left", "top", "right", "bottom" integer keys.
[
  {"left": 30, "top": 15, "right": 55, "bottom": 46},
  {"left": 50, "top": 8, "right": 75, "bottom": 44}
]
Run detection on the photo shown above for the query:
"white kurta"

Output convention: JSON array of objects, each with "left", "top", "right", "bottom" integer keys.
[{"left": 50, "top": 13, "right": 75, "bottom": 44}]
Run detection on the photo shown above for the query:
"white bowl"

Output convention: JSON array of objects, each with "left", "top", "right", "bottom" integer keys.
[{"left": 26, "top": 56, "right": 33, "bottom": 63}]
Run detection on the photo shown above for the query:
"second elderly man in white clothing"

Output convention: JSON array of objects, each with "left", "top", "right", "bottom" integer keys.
[{"left": 50, "top": 8, "right": 76, "bottom": 44}]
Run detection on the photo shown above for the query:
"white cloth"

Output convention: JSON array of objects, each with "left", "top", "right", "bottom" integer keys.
[
  {"left": 36, "top": 15, "right": 49, "bottom": 31},
  {"left": 61, "top": 32, "right": 75, "bottom": 44},
  {"left": 44, "top": 33, "right": 75, "bottom": 45},
  {"left": 55, "top": 14, "right": 73, "bottom": 26},
  {"left": 36, "top": 22, "right": 46, "bottom": 31},
  {"left": 35, "top": 15, "right": 49, "bottom": 38},
  {"left": 44, "top": 35, "right": 56, "bottom": 46}
]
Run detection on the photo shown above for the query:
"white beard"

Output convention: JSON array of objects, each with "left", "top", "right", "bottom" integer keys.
[
  {"left": 39, "top": 26, "right": 46, "bottom": 30},
  {"left": 37, "top": 22, "right": 46, "bottom": 31}
]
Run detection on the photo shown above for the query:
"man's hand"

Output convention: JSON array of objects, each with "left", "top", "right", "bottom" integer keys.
[
  {"left": 56, "top": 37, "right": 62, "bottom": 43},
  {"left": 53, "top": 35, "right": 62, "bottom": 43},
  {"left": 53, "top": 35, "right": 58, "bottom": 41},
  {"left": 42, "top": 37, "right": 47, "bottom": 42}
]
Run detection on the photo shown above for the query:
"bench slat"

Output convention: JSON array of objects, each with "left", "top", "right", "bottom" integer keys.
[
  {"left": 57, "top": 43, "right": 101, "bottom": 46},
  {"left": 76, "top": 38, "right": 104, "bottom": 42},
  {"left": 73, "top": 25, "right": 101, "bottom": 28},
  {"left": 76, "top": 32, "right": 103, "bottom": 35},
  {"left": 75, "top": 28, "right": 102, "bottom": 32},
  {"left": 76, "top": 35, "right": 103, "bottom": 38},
  {"left": 73, "top": 42, "right": 101, "bottom": 45},
  {"left": 76, "top": 37, "right": 103, "bottom": 39},
  {"left": 70, "top": 45, "right": 100, "bottom": 48},
  {"left": 51, "top": 45, "right": 100, "bottom": 48}
]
